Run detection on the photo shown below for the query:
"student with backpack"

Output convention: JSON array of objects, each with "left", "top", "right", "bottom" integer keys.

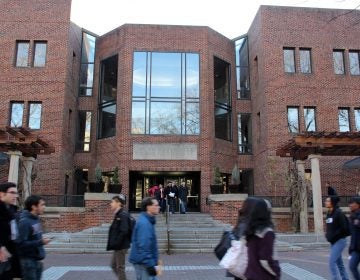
[
  {"left": 106, "top": 195, "right": 133, "bottom": 280},
  {"left": 325, "top": 195, "right": 350, "bottom": 280}
]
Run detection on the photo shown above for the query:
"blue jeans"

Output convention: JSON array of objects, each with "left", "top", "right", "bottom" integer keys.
[
  {"left": 179, "top": 199, "right": 187, "bottom": 213},
  {"left": 349, "top": 251, "right": 360, "bottom": 280},
  {"left": 133, "top": 264, "right": 158, "bottom": 280},
  {"left": 329, "top": 238, "right": 349, "bottom": 280},
  {"left": 20, "top": 258, "right": 43, "bottom": 280}
]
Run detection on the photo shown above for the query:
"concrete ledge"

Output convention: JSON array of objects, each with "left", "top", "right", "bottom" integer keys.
[
  {"left": 45, "top": 207, "right": 85, "bottom": 213},
  {"left": 208, "top": 194, "right": 248, "bottom": 201},
  {"left": 84, "top": 192, "right": 118, "bottom": 201}
]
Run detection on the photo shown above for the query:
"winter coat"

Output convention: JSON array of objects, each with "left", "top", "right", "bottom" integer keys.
[
  {"left": 325, "top": 207, "right": 350, "bottom": 244},
  {"left": 106, "top": 208, "right": 131, "bottom": 251},
  {"left": 17, "top": 210, "right": 45, "bottom": 260},
  {"left": 129, "top": 212, "right": 158, "bottom": 268},
  {"left": 349, "top": 209, "right": 360, "bottom": 254},
  {"left": 178, "top": 185, "right": 189, "bottom": 201}
]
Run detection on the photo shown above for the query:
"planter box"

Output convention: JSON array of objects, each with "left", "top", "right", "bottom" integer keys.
[{"left": 210, "top": 184, "right": 224, "bottom": 194}]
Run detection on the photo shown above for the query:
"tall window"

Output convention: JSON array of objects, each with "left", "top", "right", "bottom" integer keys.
[
  {"left": 287, "top": 106, "right": 299, "bottom": 133},
  {"left": 355, "top": 108, "right": 360, "bottom": 131},
  {"left": 15, "top": 41, "right": 30, "bottom": 67},
  {"left": 338, "top": 108, "right": 350, "bottom": 132},
  {"left": 28, "top": 102, "right": 42, "bottom": 129},
  {"left": 79, "top": 32, "right": 96, "bottom": 96},
  {"left": 333, "top": 50, "right": 345, "bottom": 75},
  {"left": 349, "top": 51, "right": 360, "bottom": 75},
  {"left": 237, "top": 114, "right": 252, "bottom": 154},
  {"left": 283, "top": 48, "right": 295, "bottom": 73},
  {"left": 76, "top": 111, "right": 92, "bottom": 152},
  {"left": 10, "top": 102, "right": 24, "bottom": 127},
  {"left": 300, "top": 48, "right": 312, "bottom": 74},
  {"left": 304, "top": 107, "right": 316, "bottom": 132},
  {"left": 98, "top": 55, "right": 118, "bottom": 138},
  {"left": 131, "top": 51, "right": 200, "bottom": 135},
  {"left": 214, "top": 57, "right": 231, "bottom": 141},
  {"left": 235, "top": 37, "right": 250, "bottom": 99},
  {"left": 33, "top": 41, "right": 47, "bottom": 67}
]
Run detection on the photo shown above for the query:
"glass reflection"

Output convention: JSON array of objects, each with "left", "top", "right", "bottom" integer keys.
[
  {"left": 132, "top": 52, "right": 147, "bottom": 97},
  {"left": 186, "top": 54, "right": 199, "bottom": 98},
  {"left": 287, "top": 107, "right": 299, "bottom": 133},
  {"left": 33, "top": 42, "right": 47, "bottom": 67},
  {"left": 10, "top": 103, "right": 24, "bottom": 127},
  {"left": 16, "top": 42, "right": 29, "bottom": 67},
  {"left": 79, "top": 31, "right": 96, "bottom": 96},
  {"left": 98, "top": 104, "right": 116, "bottom": 138},
  {"left": 238, "top": 114, "right": 252, "bottom": 154},
  {"left": 304, "top": 107, "right": 316, "bottom": 132},
  {"left": 333, "top": 51, "right": 345, "bottom": 75},
  {"left": 150, "top": 102, "right": 181, "bottom": 134},
  {"left": 80, "top": 64, "right": 94, "bottom": 88},
  {"left": 100, "top": 55, "right": 118, "bottom": 103},
  {"left": 284, "top": 48, "right": 295, "bottom": 73},
  {"left": 28, "top": 103, "right": 42, "bottom": 129},
  {"left": 338, "top": 108, "right": 350, "bottom": 132},
  {"left": 355, "top": 109, "right": 360, "bottom": 131},
  {"left": 81, "top": 33, "right": 96, "bottom": 63},
  {"left": 131, "top": 102, "right": 146, "bottom": 134},
  {"left": 185, "top": 102, "right": 200, "bottom": 135},
  {"left": 349, "top": 52, "right": 360, "bottom": 75},
  {"left": 300, "top": 49, "right": 311, "bottom": 74}
]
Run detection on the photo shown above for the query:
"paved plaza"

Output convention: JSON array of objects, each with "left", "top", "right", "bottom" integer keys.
[{"left": 42, "top": 248, "right": 346, "bottom": 280}]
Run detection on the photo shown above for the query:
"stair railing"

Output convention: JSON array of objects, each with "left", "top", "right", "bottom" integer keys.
[{"left": 165, "top": 202, "right": 171, "bottom": 254}]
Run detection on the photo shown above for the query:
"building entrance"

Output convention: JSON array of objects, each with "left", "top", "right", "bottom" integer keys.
[{"left": 129, "top": 171, "right": 200, "bottom": 212}]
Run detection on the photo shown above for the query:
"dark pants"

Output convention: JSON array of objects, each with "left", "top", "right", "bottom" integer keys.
[
  {"left": 159, "top": 199, "right": 166, "bottom": 213},
  {"left": 168, "top": 197, "right": 176, "bottom": 213},
  {"left": 179, "top": 198, "right": 187, "bottom": 213},
  {"left": 20, "top": 258, "right": 43, "bottom": 280},
  {"left": 350, "top": 251, "right": 360, "bottom": 280},
  {"left": 111, "top": 249, "right": 128, "bottom": 280}
]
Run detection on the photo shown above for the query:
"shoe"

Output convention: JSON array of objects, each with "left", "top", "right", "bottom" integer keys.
[{"left": 181, "top": 212, "right": 186, "bottom": 214}]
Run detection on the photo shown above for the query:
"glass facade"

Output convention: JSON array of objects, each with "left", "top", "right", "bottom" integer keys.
[
  {"left": 338, "top": 108, "right": 350, "bottom": 132},
  {"left": 131, "top": 51, "right": 200, "bottom": 135},
  {"left": 28, "top": 102, "right": 42, "bottom": 129},
  {"left": 304, "top": 107, "right": 316, "bottom": 132},
  {"left": 287, "top": 107, "right": 299, "bottom": 133},
  {"left": 79, "top": 32, "right": 96, "bottom": 96},
  {"left": 76, "top": 111, "right": 92, "bottom": 152},
  {"left": 235, "top": 37, "right": 250, "bottom": 99},
  {"left": 283, "top": 48, "right": 295, "bottom": 73},
  {"left": 10, "top": 102, "right": 24, "bottom": 127},
  {"left": 33, "top": 41, "right": 47, "bottom": 67},
  {"left": 15, "top": 41, "right": 29, "bottom": 67},
  {"left": 333, "top": 50, "right": 345, "bottom": 75},
  {"left": 237, "top": 114, "right": 252, "bottom": 154},
  {"left": 214, "top": 56, "right": 231, "bottom": 141}
]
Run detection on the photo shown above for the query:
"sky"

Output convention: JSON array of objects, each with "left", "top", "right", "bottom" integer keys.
[{"left": 70, "top": 0, "right": 360, "bottom": 39}]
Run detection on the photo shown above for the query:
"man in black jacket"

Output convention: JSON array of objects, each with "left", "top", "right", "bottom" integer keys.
[
  {"left": 349, "top": 197, "right": 360, "bottom": 280},
  {"left": 106, "top": 195, "right": 131, "bottom": 280},
  {"left": 0, "top": 182, "right": 22, "bottom": 280}
]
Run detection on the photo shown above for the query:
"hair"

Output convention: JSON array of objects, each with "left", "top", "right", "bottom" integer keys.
[
  {"left": 0, "top": 182, "right": 16, "bottom": 193},
  {"left": 112, "top": 194, "right": 126, "bottom": 206},
  {"left": 24, "top": 195, "right": 43, "bottom": 211},
  {"left": 349, "top": 196, "right": 360, "bottom": 205},
  {"left": 327, "top": 195, "right": 340, "bottom": 208},
  {"left": 141, "top": 197, "right": 156, "bottom": 211},
  {"left": 240, "top": 197, "right": 273, "bottom": 236}
]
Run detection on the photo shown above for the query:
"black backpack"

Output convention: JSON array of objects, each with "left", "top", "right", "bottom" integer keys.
[{"left": 127, "top": 213, "right": 136, "bottom": 239}]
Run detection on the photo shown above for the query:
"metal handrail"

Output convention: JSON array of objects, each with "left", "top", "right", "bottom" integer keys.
[{"left": 165, "top": 203, "right": 170, "bottom": 254}]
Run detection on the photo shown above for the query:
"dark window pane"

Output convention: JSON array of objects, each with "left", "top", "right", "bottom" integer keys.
[
  {"left": 287, "top": 107, "right": 299, "bottom": 133},
  {"left": 300, "top": 49, "right": 311, "bottom": 74},
  {"left": 100, "top": 55, "right": 118, "bottom": 103},
  {"left": 215, "top": 106, "right": 231, "bottom": 140},
  {"left": 76, "top": 111, "right": 92, "bottom": 151},
  {"left": 186, "top": 53, "right": 199, "bottom": 98},
  {"left": 150, "top": 102, "right": 181, "bottom": 134},
  {"left": 284, "top": 48, "right": 295, "bottom": 73},
  {"left": 237, "top": 114, "right": 252, "bottom": 154},
  {"left": 33, "top": 42, "right": 47, "bottom": 67},
  {"left": 98, "top": 103, "right": 116, "bottom": 138},
  {"left": 349, "top": 51, "right": 360, "bottom": 75},
  {"left": 132, "top": 52, "right": 147, "bottom": 98},
  {"left": 151, "top": 53, "right": 181, "bottom": 98},
  {"left": 16, "top": 42, "right": 29, "bottom": 67},
  {"left": 338, "top": 108, "right": 350, "bottom": 132},
  {"left": 79, "top": 88, "right": 93, "bottom": 97},
  {"left": 235, "top": 37, "right": 250, "bottom": 99},
  {"left": 333, "top": 50, "right": 345, "bottom": 74},
  {"left": 131, "top": 102, "right": 146, "bottom": 134},
  {"left": 214, "top": 57, "right": 230, "bottom": 104},
  {"left": 28, "top": 103, "right": 42, "bottom": 129},
  {"left": 355, "top": 109, "right": 360, "bottom": 132},
  {"left": 304, "top": 107, "right": 316, "bottom": 132},
  {"left": 10, "top": 102, "right": 24, "bottom": 127},
  {"left": 81, "top": 33, "right": 96, "bottom": 63},
  {"left": 185, "top": 102, "right": 200, "bottom": 135}
]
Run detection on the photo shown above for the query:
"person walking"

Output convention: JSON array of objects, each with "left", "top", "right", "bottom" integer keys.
[
  {"left": 178, "top": 181, "right": 189, "bottom": 214},
  {"left": 0, "top": 182, "right": 22, "bottom": 280},
  {"left": 348, "top": 196, "right": 360, "bottom": 280},
  {"left": 129, "top": 197, "right": 160, "bottom": 279},
  {"left": 17, "top": 195, "right": 50, "bottom": 280},
  {"left": 240, "top": 197, "right": 281, "bottom": 280},
  {"left": 325, "top": 195, "right": 350, "bottom": 280},
  {"left": 106, "top": 195, "right": 131, "bottom": 280}
]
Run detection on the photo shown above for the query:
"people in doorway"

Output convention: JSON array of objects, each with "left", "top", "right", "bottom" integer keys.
[
  {"left": 165, "top": 182, "right": 178, "bottom": 214},
  {"left": 348, "top": 196, "right": 360, "bottom": 280},
  {"left": 0, "top": 182, "right": 22, "bottom": 280},
  {"left": 327, "top": 182, "right": 338, "bottom": 196},
  {"left": 325, "top": 195, "right": 350, "bottom": 280},
  {"left": 148, "top": 185, "right": 159, "bottom": 197},
  {"left": 157, "top": 184, "right": 166, "bottom": 214},
  {"left": 106, "top": 195, "right": 131, "bottom": 280},
  {"left": 129, "top": 197, "right": 160, "bottom": 279},
  {"left": 178, "top": 181, "right": 189, "bottom": 214},
  {"left": 18, "top": 195, "right": 51, "bottom": 280}
]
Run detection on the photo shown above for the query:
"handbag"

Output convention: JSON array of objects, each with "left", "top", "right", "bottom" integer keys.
[
  {"left": 219, "top": 237, "right": 248, "bottom": 278},
  {"left": 214, "top": 230, "right": 236, "bottom": 260}
]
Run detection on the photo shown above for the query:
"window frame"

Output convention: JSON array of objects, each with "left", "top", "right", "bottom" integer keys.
[
  {"left": 349, "top": 50, "right": 360, "bottom": 76},
  {"left": 287, "top": 106, "right": 300, "bottom": 134},
  {"left": 333, "top": 49, "right": 345, "bottom": 75},
  {"left": 283, "top": 47, "right": 296, "bottom": 73},
  {"left": 33, "top": 41, "right": 47, "bottom": 67},
  {"left": 9, "top": 101, "right": 25, "bottom": 128},
  {"left": 338, "top": 107, "right": 351, "bottom": 132},
  {"left": 303, "top": 106, "right": 316, "bottom": 132},
  {"left": 299, "top": 48, "right": 312, "bottom": 74},
  {"left": 27, "top": 102, "right": 42, "bottom": 130},
  {"left": 15, "top": 40, "right": 30, "bottom": 67}
]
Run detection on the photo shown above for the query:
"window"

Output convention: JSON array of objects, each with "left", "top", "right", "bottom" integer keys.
[
  {"left": 98, "top": 55, "right": 118, "bottom": 139},
  {"left": 300, "top": 48, "right": 312, "bottom": 74},
  {"left": 355, "top": 108, "right": 360, "bottom": 131},
  {"left": 214, "top": 57, "right": 231, "bottom": 141},
  {"left": 349, "top": 51, "right": 360, "bottom": 75},
  {"left": 76, "top": 111, "right": 92, "bottom": 152},
  {"left": 33, "top": 41, "right": 47, "bottom": 67},
  {"left": 79, "top": 32, "right": 96, "bottom": 96},
  {"left": 15, "top": 41, "right": 30, "bottom": 67},
  {"left": 283, "top": 48, "right": 295, "bottom": 73},
  {"left": 304, "top": 107, "right": 316, "bottom": 132},
  {"left": 338, "top": 108, "right": 350, "bottom": 132},
  {"left": 131, "top": 51, "right": 200, "bottom": 135},
  {"left": 28, "top": 102, "right": 42, "bottom": 129},
  {"left": 237, "top": 114, "right": 252, "bottom": 154},
  {"left": 10, "top": 102, "right": 24, "bottom": 127},
  {"left": 235, "top": 37, "right": 250, "bottom": 99},
  {"left": 287, "top": 107, "right": 299, "bottom": 133},
  {"left": 333, "top": 50, "right": 345, "bottom": 75}
]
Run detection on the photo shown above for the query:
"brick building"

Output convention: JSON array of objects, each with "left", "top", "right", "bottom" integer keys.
[{"left": 0, "top": 0, "right": 359, "bottom": 217}]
